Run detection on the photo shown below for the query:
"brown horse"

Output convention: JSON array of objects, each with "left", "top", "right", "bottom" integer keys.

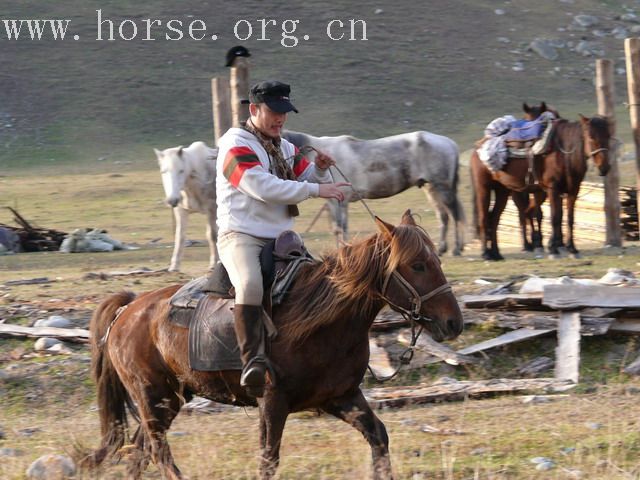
[
  {"left": 85, "top": 210, "right": 463, "bottom": 480},
  {"left": 471, "top": 107, "right": 610, "bottom": 260}
]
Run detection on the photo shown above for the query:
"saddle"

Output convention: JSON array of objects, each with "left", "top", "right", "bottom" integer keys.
[{"left": 168, "top": 230, "right": 313, "bottom": 371}]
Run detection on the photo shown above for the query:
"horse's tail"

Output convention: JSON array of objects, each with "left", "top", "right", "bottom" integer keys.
[
  {"left": 469, "top": 155, "right": 479, "bottom": 239},
  {"left": 84, "top": 291, "right": 137, "bottom": 469}
]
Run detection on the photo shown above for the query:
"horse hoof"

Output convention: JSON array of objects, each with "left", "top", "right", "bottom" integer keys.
[
  {"left": 569, "top": 252, "right": 582, "bottom": 259},
  {"left": 548, "top": 254, "right": 560, "bottom": 260},
  {"left": 451, "top": 249, "right": 461, "bottom": 257}
]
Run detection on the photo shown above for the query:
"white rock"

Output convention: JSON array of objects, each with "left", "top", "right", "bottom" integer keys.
[
  {"left": 26, "top": 454, "right": 76, "bottom": 479},
  {"left": 34, "top": 337, "right": 62, "bottom": 351},
  {"left": 34, "top": 316, "right": 73, "bottom": 328}
]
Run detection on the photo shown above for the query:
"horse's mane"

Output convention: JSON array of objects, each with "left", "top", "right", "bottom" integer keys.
[{"left": 279, "top": 223, "right": 436, "bottom": 345}]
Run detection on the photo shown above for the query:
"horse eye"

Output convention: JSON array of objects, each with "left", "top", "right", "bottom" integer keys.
[
  {"left": 411, "top": 262, "right": 426, "bottom": 272},
  {"left": 178, "top": 169, "right": 185, "bottom": 174}
]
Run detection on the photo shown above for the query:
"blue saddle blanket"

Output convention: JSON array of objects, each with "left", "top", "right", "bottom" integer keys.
[{"left": 504, "top": 118, "right": 545, "bottom": 141}]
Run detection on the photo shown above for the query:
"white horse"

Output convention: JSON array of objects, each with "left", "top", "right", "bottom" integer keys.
[
  {"left": 283, "top": 130, "right": 465, "bottom": 255},
  {"left": 154, "top": 142, "right": 218, "bottom": 272}
]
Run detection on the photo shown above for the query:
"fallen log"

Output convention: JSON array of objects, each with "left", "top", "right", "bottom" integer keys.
[
  {"left": 364, "top": 377, "right": 575, "bottom": 408},
  {"left": 0, "top": 324, "right": 90, "bottom": 343}
]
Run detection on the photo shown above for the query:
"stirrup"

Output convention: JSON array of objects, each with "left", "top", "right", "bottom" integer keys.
[{"left": 241, "top": 358, "right": 266, "bottom": 398}]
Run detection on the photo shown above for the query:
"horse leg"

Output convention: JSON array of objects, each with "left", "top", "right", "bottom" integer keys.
[
  {"left": 512, "top": 191, "right": 532, "bottom": 251},
  {"left": 474, "top": 180, "right": 492, "bottom": 260},
  {"left": 258, "top": 395, "right": 289, "bottom": 479},
  {"left": 205, "top": 206, "right": 219, "bottom": 270},
  {"left": 565, "top": 193, "right": 580, "bottom": 257},
  {"left": 169, "top": 206, "right": 187, "bottom": 272},
  {"left": 323, "top": 390, "right": 393, "bottom": 480},
  {"left": 127, "top": 385, "right": 184, "bottom": 480},
  {"left": 424, "top": 184, "right": 450, "bottom": 256},
  {"left": 487, "top": 187, "right": 509, "bottom": 261},
  {"left": 531, "top": 191, "right": 546, "bottom": 252},
  {"left": 125, "top": 426, "right": 151, "bottom": 479},
  {"left": 547, "top": 189, "right": 563, "bottom": 258},
  {"left": 327, "top": 199, "right": 346, "bottom": 246}
]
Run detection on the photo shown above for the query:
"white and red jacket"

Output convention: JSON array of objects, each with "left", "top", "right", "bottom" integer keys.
[{"left": 216, "top": 127, "right": 332, "bottom": 238}]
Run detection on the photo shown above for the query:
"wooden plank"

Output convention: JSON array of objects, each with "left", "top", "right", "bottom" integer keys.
[
  {"left": 544, "top": 284, "right": 640, "bottom": 310},
  {"left": 609, "top": 319, "right": 640, "bottom": 333},
  {"left": 461, "top": 293, "right": 543, "bottom": 309},
  {"left": 555, "top": 311, "right": 581, "bottom": 383},
  {"left": 368, "top": 338, "right": 396, "bottom": 378},
  {"left": 457, "top": 328, "right": 554, "bottom": 355},
  {"left": 410, "top": 333, "right": 478, "bottom": 365},
  {"left": 0, "top": 324, "right": 90, "bottom": 343},
  {"left": 364, "top": 378, "right": 575, "bottom": 408}
]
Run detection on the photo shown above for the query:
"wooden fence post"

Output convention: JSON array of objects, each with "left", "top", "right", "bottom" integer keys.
[
  {"left": 596, "top": 59, "right": 622, "bottom": 247},
  {"left": 212, "top": 77, "right": 231, "bottom": 146},
  {"left": 230, "top": 57, "right": 250, "bottom": 127},
  {"left": 625, "top": 38, "right": 640, "bottom": 239}
]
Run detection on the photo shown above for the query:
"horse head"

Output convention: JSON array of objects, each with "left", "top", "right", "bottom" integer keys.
[
  {"left": 580, "top": 114, "right": 611, "bottom": 176},
  {"left": 523, "top": 101, "right": 561, "bottom": 120},
  {"left": 155, "top": 146, "right": 187, "bottom": 207},
  {"left": 375, "top": 210, "right": 463, "bottom": 341}
]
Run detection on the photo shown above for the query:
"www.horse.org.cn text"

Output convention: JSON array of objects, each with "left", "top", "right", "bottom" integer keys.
[{"left": 0, "top": 10, "right": 368, "bottom": 47}]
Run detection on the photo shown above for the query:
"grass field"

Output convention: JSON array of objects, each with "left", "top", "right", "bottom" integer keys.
[{"left": 2, "top": 161, "right": 640, "bottom": 479}]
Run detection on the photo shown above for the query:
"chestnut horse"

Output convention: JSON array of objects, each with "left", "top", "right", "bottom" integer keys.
[
  {"left": 471, "top": 108, "right": 610, "bottom": 260},
  {"left": 86, "top": 211, "right": 463, "bottom": 479}
]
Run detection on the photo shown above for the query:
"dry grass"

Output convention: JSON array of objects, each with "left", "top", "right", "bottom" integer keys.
[{"left": 2, "top": 162, "right": 640, "bottom": 479}]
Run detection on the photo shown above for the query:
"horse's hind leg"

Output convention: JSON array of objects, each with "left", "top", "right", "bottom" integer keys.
[
  {"left": 128, "top": 385, "right": 184, "bottom": 480},
  {"left": 565, "top": 193, "right": 580, "bottom": 257},
  {"left": 424, "top": 184, "right": 450, "bottom": 256},
  {"left": 323, "top": 389, "right": 393, "bottom": 480},
  {"left": 125, "top": 426, "right": 151, "bottom": 479}
]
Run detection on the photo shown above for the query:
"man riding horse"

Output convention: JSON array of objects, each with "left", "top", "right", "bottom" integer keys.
[{"left": 216, "top": 81, "right": 349, "bottom": 397}]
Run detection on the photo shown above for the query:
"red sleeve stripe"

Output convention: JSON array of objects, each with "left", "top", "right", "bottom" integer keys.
[
  {"left": 223, "top": 146, "right": 261, "bottom": 187},
  {"left": 292, "top": 146, "right": 311, "bottom": 178}
]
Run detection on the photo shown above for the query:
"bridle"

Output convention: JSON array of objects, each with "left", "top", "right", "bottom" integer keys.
[
  {"left": 366, "top": 258, "right": 453, "bottom": 383},
  {"left": 380, "top": 269, "right": 452, "bottom": 321}
]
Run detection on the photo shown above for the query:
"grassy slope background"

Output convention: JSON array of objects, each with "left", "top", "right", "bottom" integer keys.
[{"left": 1, "top": 0, "right": 639, "bottom": 173}]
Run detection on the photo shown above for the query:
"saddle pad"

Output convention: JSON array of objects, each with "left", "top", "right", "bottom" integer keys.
[
  {"left": 188, "top": 295, "right": 243, "bottom": 371},
  {"left": 504, "top": 119, "right": 544, "bottom": 141}
]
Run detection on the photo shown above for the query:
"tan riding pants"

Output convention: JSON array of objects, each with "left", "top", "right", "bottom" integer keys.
[{"left": 218, "top": 231, "right": 271, "bottom": 306}]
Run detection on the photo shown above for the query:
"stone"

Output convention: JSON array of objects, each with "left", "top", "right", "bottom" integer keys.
[
  {"left": 611, "top": 26, "right": 629, "bottom": 39},
  {"left": 573, "top": 15, "right": 599, "bottom": 27},
  {"left": 529, "top": 39, "right": 559, "bottom": 61},
  {"left": 26, "top": 454, "right": 76, "bottom": 479},
  {"left": 34, "top": 338, "right": 62, "bottom": 352},
  {"left": 536, "top": 461, "right": 556, "bottom": 471},
  {"left": 0, "top": 447, "right": 23, "bottom": 457},
  {"left": 495, "top": 9, "right": 506, "bottom": 15},
  {"left": 34, "top": 316, "right": 73, "bottom": 328},
  {"left": 621, "top": 13, "right": 639, "bottom": 23}
]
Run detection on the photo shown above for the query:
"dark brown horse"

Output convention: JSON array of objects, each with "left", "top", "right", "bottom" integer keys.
[
  {"left": 471, "top": 107, "right": 610, "bottom": 260},
  {"left": 85, "top": 210, "right": 463, "bottom": 480}
]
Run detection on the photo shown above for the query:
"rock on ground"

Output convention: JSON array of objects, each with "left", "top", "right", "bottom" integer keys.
[{"left": 26, "top": 454, "right": 76, "bottom": 479}]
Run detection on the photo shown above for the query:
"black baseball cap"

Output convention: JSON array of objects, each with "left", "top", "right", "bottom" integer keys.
[{"left": 248, "top": 81, "right": 298, "bottom": 113}]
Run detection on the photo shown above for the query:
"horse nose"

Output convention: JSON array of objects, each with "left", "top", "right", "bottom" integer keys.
[
  {"left": 446, "top": 317, "right": 463, "bottom": 339},
  {"left": 599, "top": 164, "right": 610, "bottom": 176},
  {"left": 166, "top": 197, "right": 179, "bottom": 207}
]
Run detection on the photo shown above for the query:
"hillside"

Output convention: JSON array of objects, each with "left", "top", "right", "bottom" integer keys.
[{"left": 1, "top": 0, "right": 639, "bottom": 173}]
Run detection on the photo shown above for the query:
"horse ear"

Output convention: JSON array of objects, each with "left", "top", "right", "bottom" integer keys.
[
  {"left": 579, "top": 114, "right": 589, "bottom": 126},
  {"left": 374, "top": 216, "right": 395, "bottom": 239},
  {"left": 523, "top": 102, "right": 531, "bottom": 114},
  {"left": 540, "top": 101, "right": 547, "bottom": 112},
  {"left": 154, "top": 148, "right": 162, "bottom": 159},
  {"left": 401, "top": 209, "right": 417, "bottom": 226},
  {"left": 177, "top": 146, "right": 184, "bottom": 156}
]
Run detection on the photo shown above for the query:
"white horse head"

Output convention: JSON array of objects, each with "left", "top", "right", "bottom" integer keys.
[{"left": 155, "top": 146, "right": 188, "bottom": 208}]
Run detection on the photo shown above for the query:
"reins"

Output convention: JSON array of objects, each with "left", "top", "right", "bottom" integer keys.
[{"left": 292, "top": 144, "right": 453, "bottom": 382}]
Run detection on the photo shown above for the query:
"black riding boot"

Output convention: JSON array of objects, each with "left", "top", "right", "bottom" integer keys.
[{"left": 234, "top": 304, "right": 267, "bottom": 398}]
